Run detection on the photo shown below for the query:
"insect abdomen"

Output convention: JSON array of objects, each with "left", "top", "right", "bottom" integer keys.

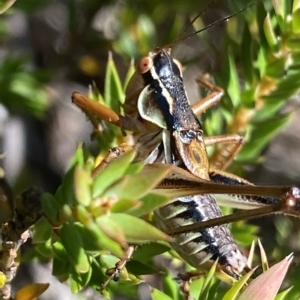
[{"left": 154, "top": 194, "right": 248, "bottom": 278}]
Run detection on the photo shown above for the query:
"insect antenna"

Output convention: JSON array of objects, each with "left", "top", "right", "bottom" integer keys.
[{"left": 167, "top": 0, "right": 256, "bottom": 48}]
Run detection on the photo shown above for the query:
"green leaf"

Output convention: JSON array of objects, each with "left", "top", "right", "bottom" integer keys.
[
  {"left": 263, "top": 13, "right": 278, "bottom": 50},
  {"left": 52, "top": 256, "right": 70, "bottom": 276},
  {"left": 92, "top": 150, "right": 136, "bottom": 197},
  {"left": 104, "top": 164, "right": 171, "bottom": 200},
  {"left": 75, "top": 204, "right": 92, "bottom": 226},
  {"left": 32, "top": 217, "right": 53, "bottom": 243},
  {"left": 96, "top": 215, "right": 127, "bottom": 246},
  {"left": 272, "top": 0, "right": 286, "bottom": 22},
  {"left": 199, "top": 260, "right": 218, "bottom": 298},
  {"left": 255, "top": 47, "right": 267, "bottom": 77},
  {"left": 292, "top": 8, "right": 300, "bottom": 34},
  {"left": 126, "top": 259, "right": 158, "bottom": 276},
  {"left": 222, "top": 268, "right": 256, "bottom": 300},
  {"left": 128, "top": 193, "right": 170, "bottom": 217},
  {"left": 86, "top": 223, "right": 123, "bottom": 257},
  {"left": 132, "top": 243, "right": 170, "bottom": 260},
  {"left": 275, "top": 287, "right": 294, "bottom": 300},
  {"left": 68, "top": 144, "right": 85, "bottom": 170},
  {"left": 55, "top": 166, "right": 76, "bottom": 206},
  {"left": 74, "top": 167, "right": 92, "bottom": 206},
  {"left": 99, "top": 213, "right": 171, "bottom": 244},
  {"left": 190, "top": 276, "right": 205, "bottom": 300},
  {"left": 60, "top": 222, "right": 90, "bottom": 273},
  {"left": 52, "top": 242, "right": 68, "bottom": 261},
  {"left": 151, "top": 288, "right": 173, "bottom": 300},
  {"left": 69, "top": 265, "right": 92, "bottom": 293},
  {"left": 35, "top": 239, "right": 53, "bottom": 258},
  {"left": 251, "top": 100, "right": 285, "bottom": 122},
  {"left": 231, "top": 221, "right": 258, "bottom": 245},
  {"left": 265, "top": 57, "right": 287, "bottom": 78},
  {"left": 104, "top": 52, "right": 124, "bottom": 113},
  {"left": 99, "top": 254, "right": 119, "bottom": 269},
  {"left": 219, "top": 52, "right": 241, "bottom": 108},
  {"left": 256, "top": 0, "right": 270, "bottom": 50},
  {"left": 111, "top": 198, "right": 139, "bottom": 213},
  {"left": 240, "top": 25, "right": 254, "bottom": 84},
  {"left": 251, "top": 113, "right": 291, "bottom": 142},
  {"left": 162, "top": 272, "right": 180, "bottom": 300},
  {"left": 239, "top": 113, "right": 291, "bottom": 160},
  {"left": 41, "top": 192, "right": 59, "bottom": 220},
  {"left": 123, "top": 58, "right": 136, "bottom": 93},
  {"left": 125, "top": 161, "right": 144, "bottom": 175},
  {"left": 258, "top": 239, "right": 269, "bottom": 272},
  {"left": 76, "top": 222, "right": 119, "bottom": 253}
]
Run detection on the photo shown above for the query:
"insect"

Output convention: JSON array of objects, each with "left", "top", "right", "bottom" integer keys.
[{"left": 72, "top": 0, "right": 300, "bottom": 297}]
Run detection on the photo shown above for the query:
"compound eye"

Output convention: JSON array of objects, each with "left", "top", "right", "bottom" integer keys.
[{"left": 139, "top": 56, "right": 153, "bottom": 74}]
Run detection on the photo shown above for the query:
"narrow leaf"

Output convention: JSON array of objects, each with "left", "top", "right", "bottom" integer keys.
[
  {"left": 222, "top": 268, "right": 256, "bottom": 300},
  {"left": 92, "top": 150, "right": 136, "bottom": 197},
  {"left": 129, "top": 193, "right": 170, "bottom": 217},
  {"left": 96, "top": 215, "right": 127, "bottom": 246},
  {"left": 104, "top": 52, "right": 124, "bottom": 113},
  {"left": 275, "top": 286, "right": 294, "bottom": 300},
  {"left": 258, "top": 239, "right": 269, "bottom": 271},
  {"left": 74, "top": 167, "right": 92, "bottom": 206},
  {"left": 239, "top": 254, "right": 293, "bottom": 300},
  {"left": 103, "top": 213, "right": 171, "bottom": 243},
  {"left": 104, "top": 164, "right": 172, "bottom": 200},
  {"left": 263, "top": 13, "right": 278, "bottom": 49},
  {"left": 151, "top": 288, "right": 173, "bottom": 300},
  {"left": 60, "top": 222, "right": 90, "bottom": 273}
]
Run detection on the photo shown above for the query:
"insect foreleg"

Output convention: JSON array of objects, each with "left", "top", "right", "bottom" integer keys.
[{"left": 72, "top": 92, "right": 140, "bottom": 132}]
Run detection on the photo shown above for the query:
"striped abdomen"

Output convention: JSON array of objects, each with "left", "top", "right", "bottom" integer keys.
[{"left": 154, "top": 194, "right": 248, "bottom": 278}]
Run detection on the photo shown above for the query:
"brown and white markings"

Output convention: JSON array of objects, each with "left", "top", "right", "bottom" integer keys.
[{"left": 72, "top": 0, "right": 300, "bottom": 297}]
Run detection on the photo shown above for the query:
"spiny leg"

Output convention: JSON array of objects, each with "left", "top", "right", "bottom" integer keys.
[
  {"left": 100, "top": 245, "right": 137, "bottom": 291},
  {"left": 165, "top": 187, "right": 300, "bottom": 235},
  {"left": 204, "top": 134, "right": 244, "bottom": 170},
  {"left": 156, "top": 165, "right": 300, "bottom": 235},
  {"left": 191, "top": 76, "right": 243, "bottom": 170},
  {"left": 191, "top": 74, "right": 224, "bottom": 116}
]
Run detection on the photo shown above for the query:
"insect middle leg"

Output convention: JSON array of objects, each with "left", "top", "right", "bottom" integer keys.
[
  {"left": 190, "top": 75, "right": 244, "bottom": 170},
  {"left": 191, "top": 74, "right": 224, "bottom": 115},
  {"left": 101, "top": 245, "right": 137, "bottom": 291}
]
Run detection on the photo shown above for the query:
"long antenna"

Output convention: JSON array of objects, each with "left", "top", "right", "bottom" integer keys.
[{"left": 168, "top": 0, "right": 255, "bottom": 48}]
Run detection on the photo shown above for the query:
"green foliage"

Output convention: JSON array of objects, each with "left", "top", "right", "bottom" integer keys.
[
  {"left": 0, "top": 56, "right": 49, "bottom": 118},
  {"left": 36, "top": 143, "right": 177, "bottom": 295},
  {"left": 202, "top": 0, "right": 300, "bottom": 167},
  {"left": 0, "top": 0, "right": 16, "bottom": 14},
  {"left": 3, "top": 0, "right": 300, "bottom": 299}
]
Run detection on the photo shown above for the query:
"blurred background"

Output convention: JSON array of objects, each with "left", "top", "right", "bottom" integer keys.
[{"left": 1, "top": 0, "right": 300, "bottom": 299}]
